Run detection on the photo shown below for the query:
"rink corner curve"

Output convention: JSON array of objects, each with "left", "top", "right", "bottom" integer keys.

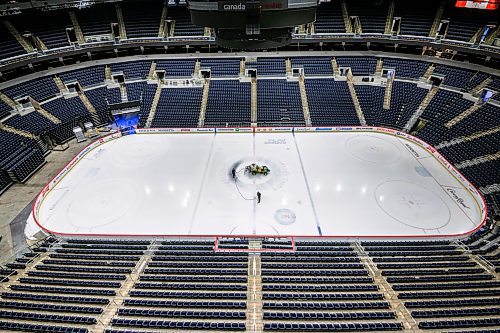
[{"left": 28, "top": 126, "right": 488, "bottom": 240}]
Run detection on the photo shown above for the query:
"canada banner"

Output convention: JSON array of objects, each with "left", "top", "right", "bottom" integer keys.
[{"left": 455, "top": 0, "right": 499, "bottom": 10}]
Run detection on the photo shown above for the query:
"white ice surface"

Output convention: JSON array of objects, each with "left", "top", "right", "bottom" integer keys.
[{"left": 36, "top": 132, "right": 482, "bottom": 237}]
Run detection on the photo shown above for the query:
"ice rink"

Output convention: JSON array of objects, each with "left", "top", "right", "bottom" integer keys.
[{"left": 33, "top": 129, "right": 485, "bottom": 238}]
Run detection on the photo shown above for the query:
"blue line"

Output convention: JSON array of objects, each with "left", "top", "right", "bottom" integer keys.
[{"left": 292, "top": 131, "right": 323, "bottom": 236}]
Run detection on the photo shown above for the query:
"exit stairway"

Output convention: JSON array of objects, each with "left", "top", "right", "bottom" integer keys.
[
  {"left": 0, "top": 123, "right": 38, "bottom": 140},
  {"left": 251, "top": 78, "right": 257, "bottom": 126},
  {"left": 353, "top": 242, "right": 415, "bottom": 330},
  {"left": 298, "top": 76, "right": 312, "bottom": 126},
  {"left": 246, "top": 240, "right": 263, "bottom": 333},
  {"left": 145, "top": 83, "right": 163, "bottom": 128},
  {"left": 347, "top": 72, "right": 367, "bottom": 126},
  {"left": 78, "top": 89, "right": 101, "bottom": 126},
  {"left": 0, "top": 91, "right": 19, "bottom": 110},
  {"left": 69, "top": 11, "right": 85, "bottom": 44},
  {"left": 3, "top": 21, "right": 34, "bottom": 52},
  {"left": 383, "top": 77, "right": 393, "bottom": 110},
  {"left": 29, "top": 98, "right": 61, "bottom": 124},
  {"left": 445, "top": 101, "right": 483, "bottom": 129},
  {"left": 404, "top": 85, "right": 439, "bottom": 132},
  {"left": 115, "top": 4, "right": 128, "bottom": 39},
  {"left": 198, "top": 79, "right": 210, "bottom": 128}
]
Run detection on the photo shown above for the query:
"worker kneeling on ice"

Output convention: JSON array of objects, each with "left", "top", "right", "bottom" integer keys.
[{"left": 245, "top": 163, "right": 270, "bottom": 176}]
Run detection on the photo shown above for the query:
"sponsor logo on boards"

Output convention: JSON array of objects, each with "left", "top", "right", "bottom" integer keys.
[
  {"left": 40, "top": 184, "right": 50, "bottom": 198},
  {"left": 156, "top": 129, "right": 176, "bottom": 133},
  {"left": 447, "top": 188, "right": 471, "bottom": 209},
  {"left": 405, "top": 143, "right": 420, "bottom": 158}
]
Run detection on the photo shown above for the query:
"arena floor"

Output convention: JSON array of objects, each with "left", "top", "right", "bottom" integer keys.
[{"left": 31, "top": 129, "right": 485, "bottom": 238}]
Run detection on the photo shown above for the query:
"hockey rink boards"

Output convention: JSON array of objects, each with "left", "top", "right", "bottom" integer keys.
[{"left": 29, "top": 127, "right": 487, "bottom": 239}]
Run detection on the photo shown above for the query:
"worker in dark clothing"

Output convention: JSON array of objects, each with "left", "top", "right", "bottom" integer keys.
[
  {"left": 257, "top": 191, "right": 261, "bottom": 203},
  {"left": 232, "top": 168, "right": 236, "bottom": 179}
]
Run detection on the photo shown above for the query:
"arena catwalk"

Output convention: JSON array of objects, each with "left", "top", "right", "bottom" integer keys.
[{"left": 29, "top": 128, "right": 486, "bottom": 238}]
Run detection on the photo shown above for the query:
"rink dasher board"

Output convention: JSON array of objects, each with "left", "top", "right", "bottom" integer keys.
[{"left": 30, "top": 126, "right": 488, "bottom": 239}]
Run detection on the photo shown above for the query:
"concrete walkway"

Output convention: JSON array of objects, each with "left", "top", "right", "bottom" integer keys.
[{"left": 0, "top": 136, "right": 104, "bottom": 263}]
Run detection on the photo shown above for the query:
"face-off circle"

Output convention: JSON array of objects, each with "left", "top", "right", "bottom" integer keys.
[
  {"left": 374, "top": 180, "right": 451, "bottom": 230},
  {"left": 67, "top": 179, "right": 140, "bottom": 229},
  {"left": 346, "top": 135, "right": 402, "bottom": 164}
]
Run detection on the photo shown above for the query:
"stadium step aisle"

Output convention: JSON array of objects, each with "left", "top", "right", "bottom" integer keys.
[
  {"left": 1, "top": 232, "right": 500, "bottom": 331},
  {"left": 359, "top": 237, "right": 500, "bottom": 331},
  {"left": 0, "top": 237, "right": 119, "bottom": 332},
  {"left": 246, "top": 240, "right": 264, "bottom": 331},
  {"left": 260, "top": 240, "right": 406, "bottom": 331},
  {"left": 0, "top": 57, "right": 499, "bottom": 200},
  {"left": 94, "top": 240, "right": 158, "bottom": 332},
  {"left": 112, "top": 239, "right": 249, "bottom": 331}
]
